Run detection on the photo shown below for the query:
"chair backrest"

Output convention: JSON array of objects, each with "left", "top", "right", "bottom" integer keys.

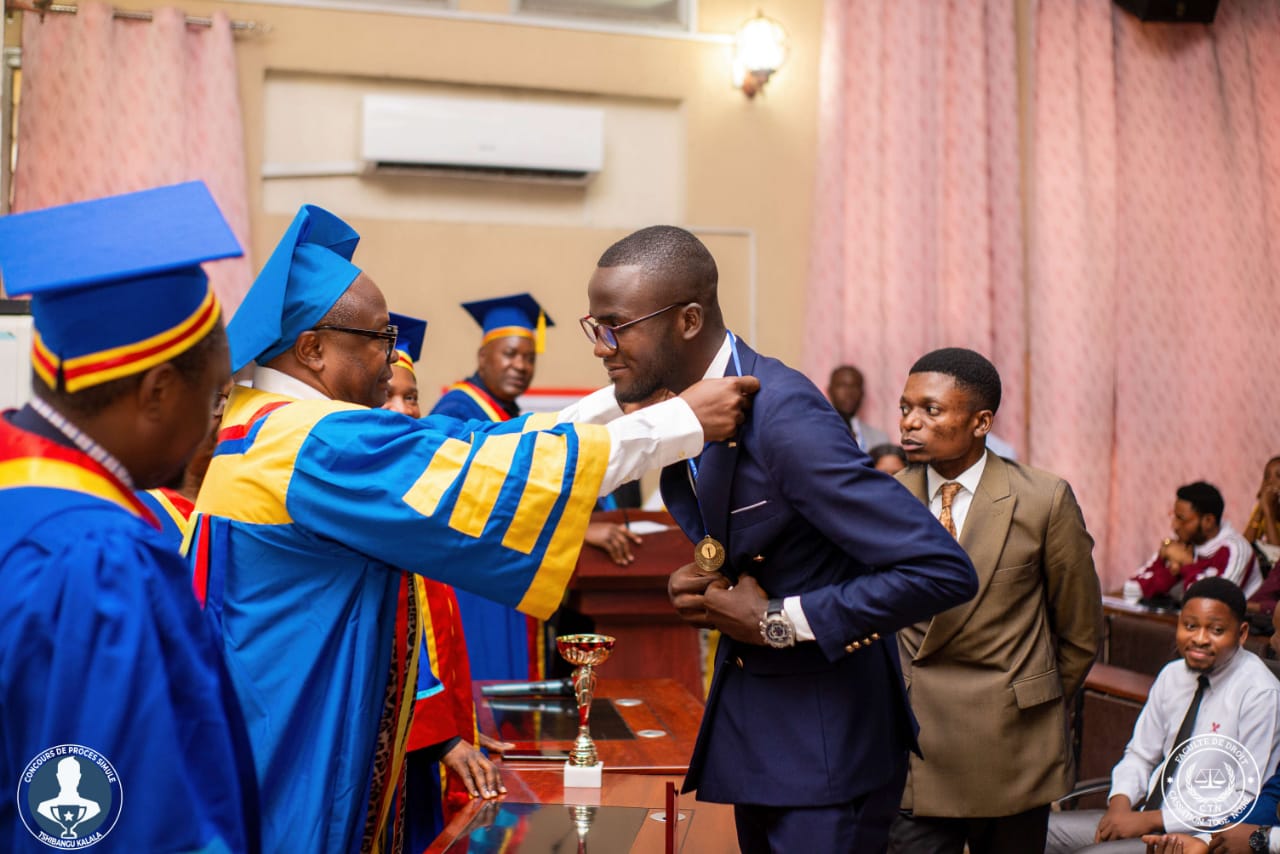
[{"left": 1266, "top": 657, "right": 1280, "bottom": 683}]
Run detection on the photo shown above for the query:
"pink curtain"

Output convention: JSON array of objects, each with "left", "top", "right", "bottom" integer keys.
[
  {"left": 14, "top": 2, "right": 252, "bottom": 314},
  {"left": 806, "top": 0, "right": 1027, "bottom": 458},
  {"left": 809, "top": 0, "right": 1280, "bottom": 588},
  {"left": 1032, "top": 0, "right": 1280, "bottom": 588}
]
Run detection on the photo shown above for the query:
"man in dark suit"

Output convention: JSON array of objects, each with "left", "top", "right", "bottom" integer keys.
[
  {"left": 889, "top": 347, "right": 1102, "bottom": 854},
  {"left": 580, "top": 225, "right": 978, "bottom": 854}
]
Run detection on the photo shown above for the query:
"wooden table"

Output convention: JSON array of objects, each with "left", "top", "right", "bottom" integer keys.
[
  {"left": 476, "top": 678, "right": 705, "bottom": 774},
  {"left": 423, "top": 769, "right": 739, "bottom": 853},
  {"left": 426, "top": 678, "right": 736, "bottom": 853},
  {"left": 568, "top": 511, "right": 704, "bottom": 698}
]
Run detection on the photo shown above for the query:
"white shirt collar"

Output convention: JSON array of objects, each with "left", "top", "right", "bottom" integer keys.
[
  {"left": 250, "top": 365, "right": 330, "bottom": 401},
  {"left": 700, "top": 333, "right": 734, "bottom": 381},
  {"left": 927, "top": 449, "right": 989, "bottom": 501}
]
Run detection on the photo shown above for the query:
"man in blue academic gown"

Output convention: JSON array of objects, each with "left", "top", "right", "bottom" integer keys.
[
  {"left": 0, "top": 183, "right": 259, "bottom": 853},
  {"left": 430, "top": 293, "right": 555, "bottom": 681},
  {"left": 193, "top": 206, "right": 759, "bottom": 854},
  {"left": 583, "top": 225, "right": 978, "bottom": 854}
]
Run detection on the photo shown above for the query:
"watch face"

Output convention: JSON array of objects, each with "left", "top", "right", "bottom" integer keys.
[
  {"left": 1251, "top": 827, "right": 1270, "bottom": 853},
  {"left": 764, "top": 618, "right": 794, "bottom": 646}
]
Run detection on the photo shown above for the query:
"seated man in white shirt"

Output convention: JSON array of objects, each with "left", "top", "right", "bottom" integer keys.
[
  {"left": 1045, "top": 577, "right": 1280, "bottom": 854},
  {"left": 1127, "top": 482, "right": 1261, "bottom": 602}
]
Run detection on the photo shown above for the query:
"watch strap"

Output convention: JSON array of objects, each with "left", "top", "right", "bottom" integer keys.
[{"left": 767, "top": 597, "right": 785, "bottom": 617}]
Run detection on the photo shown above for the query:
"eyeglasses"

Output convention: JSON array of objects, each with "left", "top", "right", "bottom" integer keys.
[
  {"left": 579, "top": 303, "right": 686, "bottom": 352},
  {"left": 312, "top": 323, "right": 400, "bottom": 363}
]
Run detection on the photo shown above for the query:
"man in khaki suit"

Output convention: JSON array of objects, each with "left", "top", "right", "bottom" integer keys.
[{"left": 887, "top": 347, "right": 1103, "bottom": 854}]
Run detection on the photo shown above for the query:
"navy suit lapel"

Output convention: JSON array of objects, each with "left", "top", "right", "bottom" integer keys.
[{"left": 659, "top": 462, "right": 701, "bottom": 542}]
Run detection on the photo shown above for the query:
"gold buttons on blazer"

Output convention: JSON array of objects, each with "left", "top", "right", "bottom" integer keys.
[
  {"left": 734, "top": 656, "right": 744, "bottom": 668},
  {"left": 752, "top": 554, "right": 765, "bottom": 563},
  {"left": 844, "top": 634, "right": 879, "bottom": 654}
]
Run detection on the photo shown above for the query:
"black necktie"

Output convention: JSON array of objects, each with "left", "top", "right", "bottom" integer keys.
[{"left": 1146, "top": 674, "right": 1210, "bottom": 810}]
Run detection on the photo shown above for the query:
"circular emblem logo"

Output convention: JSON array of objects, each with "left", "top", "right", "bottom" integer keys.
[
  {"left": 16, "top": 745, "right": 122, "bottom": 849},
  {"left": 1158, "top": 734, "right": 1258, "bottom": 832}
]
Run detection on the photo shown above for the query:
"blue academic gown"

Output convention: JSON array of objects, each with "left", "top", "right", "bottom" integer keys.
[
  {"left": 659, "top": 339, "right": 977, "bottom": 818},
  {"left": 429, "top": 376, "right": 537, "bottom": 682},
  {"left": 0, "top": 409, "right": 259, "bottom": 854},
  {"left": 193, "top": 386, "right": 607, "bottom": 854}
]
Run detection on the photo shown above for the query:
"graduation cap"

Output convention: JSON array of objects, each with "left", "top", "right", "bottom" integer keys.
[
  {"left": 227, "top": 204, "right": 363, "bottom": 372},
  {"left": 460, "top": 292, "right": 554, "bottom": 354},
  {"left": 0, "top": 181, "right": 241, "bottom": 393},
  {"left": 388, "top": 311, "right": 427, "bottom": 376}
]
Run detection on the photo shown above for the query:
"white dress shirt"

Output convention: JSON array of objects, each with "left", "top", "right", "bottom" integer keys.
[
  {"left": 250, "top": 365, "right": 705, "bottom": 498},
  {"left": 1108, "top": 649, "right": 1280, "bottom": 834},
  {"left": 925, "top": 451, "right": 989, "bottom": 540}
]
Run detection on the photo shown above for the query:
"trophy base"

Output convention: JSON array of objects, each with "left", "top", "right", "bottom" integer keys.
[{"left": 563, "top": 760, "right": 603, "bottom": 788}]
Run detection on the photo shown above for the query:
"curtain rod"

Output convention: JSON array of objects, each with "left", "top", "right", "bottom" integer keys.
[{"left": 5, "top": 1, "right": 271, "bottom": 33}]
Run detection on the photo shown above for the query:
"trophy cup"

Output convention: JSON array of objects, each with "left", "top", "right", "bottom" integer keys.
[
  {"left": 556, "top": 633, "right": 616, "bottom": 787},
  {"left": 53, "top": 804, "right": 87, "bottom": 839}
]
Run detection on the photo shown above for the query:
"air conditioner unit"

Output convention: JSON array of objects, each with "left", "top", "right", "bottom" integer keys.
[{"left": 361, "top": 94, "right": 605, "bottom": 185}]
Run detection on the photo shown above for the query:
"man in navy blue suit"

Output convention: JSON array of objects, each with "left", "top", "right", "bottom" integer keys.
[{"left": 580, "top": 225, "right": 979, "bottom": 854}]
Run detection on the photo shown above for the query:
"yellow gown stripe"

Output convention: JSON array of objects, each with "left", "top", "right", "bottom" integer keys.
[
  {"left": 515, "top": 424, "right": 610, "bottom": 618},
  {"left": 501, "top": 432, "right": 568, "bottom": 555},
  {"left": 521, "top": 413, "right": 558, "bottom": 432},
  {"left": 147, "top": 489, "right": 195, "bottom": 541},
  {"left": 446, "top": 383, "right": 506, "bottom": 422},
  {"left": 0, "top": 458, "right": 141, "bottom": 517},
  {"left": 196, "top": 388, "right": 361, "bottom": 525},
  {"left": 401, "top": 438, "right": 471, "bottom": 518},
  {"left": 448, "top": 433, "right": 521, "bottom": 538}
]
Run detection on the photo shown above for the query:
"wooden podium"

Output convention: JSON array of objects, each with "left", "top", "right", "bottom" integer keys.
[{"left": 568, "top": 510, "right": 704, "bottom": 698}]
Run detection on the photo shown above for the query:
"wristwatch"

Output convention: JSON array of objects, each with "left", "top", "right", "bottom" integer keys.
[
  {"left": 759, "top": 598, "right": 796, "bottom": 648},
  {"left": 1250, "top": 826, "right": 1272, "bottom": 854}
]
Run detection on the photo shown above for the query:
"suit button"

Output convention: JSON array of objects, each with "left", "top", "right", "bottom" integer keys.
[
  {"left": 734, "top": 656, "right": 744, "bottom": 668},
  {"left": 752, "top": 554, "right": 764, "bottom": 563},
  {"left": 871, "top": 632, "right": 880, "bottom": 641},
  {"left": 846, "top": 641, "right": 861, "bottom": 652}
]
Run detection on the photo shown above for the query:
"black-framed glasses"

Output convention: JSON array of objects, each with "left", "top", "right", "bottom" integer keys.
[
  {"left": 579, "top": 303, "right": 686, "bottom": 352},
  {"left": 312, "top": 323, "right": 400, "bottom": 363}
]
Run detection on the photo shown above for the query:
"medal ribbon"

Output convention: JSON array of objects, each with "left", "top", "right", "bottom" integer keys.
[{"left": 686, "top": 330, "right": 743, "bottom": 540}]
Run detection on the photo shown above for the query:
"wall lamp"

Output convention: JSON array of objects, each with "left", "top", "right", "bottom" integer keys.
[{"left": 732, "top": 11, "right": 788, "bottom": 98}]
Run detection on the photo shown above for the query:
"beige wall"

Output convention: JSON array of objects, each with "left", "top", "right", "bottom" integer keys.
[{"left": 27, "top": 0, "right": 823, "bottom": 402}]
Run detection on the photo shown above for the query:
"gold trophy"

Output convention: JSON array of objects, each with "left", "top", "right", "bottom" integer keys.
[{"left": 556, "top": 633, "right": 616, "bottom": 787}]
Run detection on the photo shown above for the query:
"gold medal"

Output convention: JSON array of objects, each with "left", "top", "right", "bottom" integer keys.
[{"left": 694, "top": 536, "right": 726, "bottom": 573}]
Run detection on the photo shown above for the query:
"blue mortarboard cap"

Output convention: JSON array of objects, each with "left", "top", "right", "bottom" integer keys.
[
  {"left": 227, "top": 204, "right": 362, "bottom": 372},
  {"left": 389, "top": 311, "right": 427, "bottom": 363},
  {"left": 0, "top": 181, "right": 240, "bottom": 392},
  {"left": 460, "top": 292, "right": 554, "bottom": 354}
]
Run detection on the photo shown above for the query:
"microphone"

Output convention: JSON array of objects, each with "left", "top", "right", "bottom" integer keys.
[{"left": 480, "top": 677, "right": 574, "bottom": 697}]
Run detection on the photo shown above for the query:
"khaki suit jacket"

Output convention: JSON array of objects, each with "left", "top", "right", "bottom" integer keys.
[{"left": 896, "top": 452, "right": 1102, "bottom": 817}]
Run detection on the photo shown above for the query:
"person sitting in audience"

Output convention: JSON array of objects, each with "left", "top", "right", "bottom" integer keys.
[
  {"left": 827, "top": 364, "right": 890, "bottom": 451},
  {"left": 1141, "top": 606, "right": 1280, "bottom": 854},
  {"left": 1244, "top": 457, "right": 1280, "bottom": 621},
  {"left": 869, "top": 442, "right": 907, "bottom": 475},
  {"left": 1245, "top": 457, "right": 1280, "bottom": 561},
  {"left": 1044, "top": 578, "right": 1280, "bottom": 853},
  {"left": 1127, "top": 482, "right": 1261, "bottom": 602}
]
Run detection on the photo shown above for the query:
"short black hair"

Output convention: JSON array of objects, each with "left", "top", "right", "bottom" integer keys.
[
  {"left": 869, "top": 443, "right": 907, "bottom": 465},
  {"left": 1177, "top": 481, "right": 1224, "bottom": 522},
  {"left": 1182, "top": 576, "right": 1246, "bottom": 623},
  {"left": 35, "top": 322, "right": 226, "bottom": 418},
  {"left": 597, "top": 226, "right": 718, "bottom": 307},
  {"left": 908, "top": 347, "right": 1002, "bottom": 414}
]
